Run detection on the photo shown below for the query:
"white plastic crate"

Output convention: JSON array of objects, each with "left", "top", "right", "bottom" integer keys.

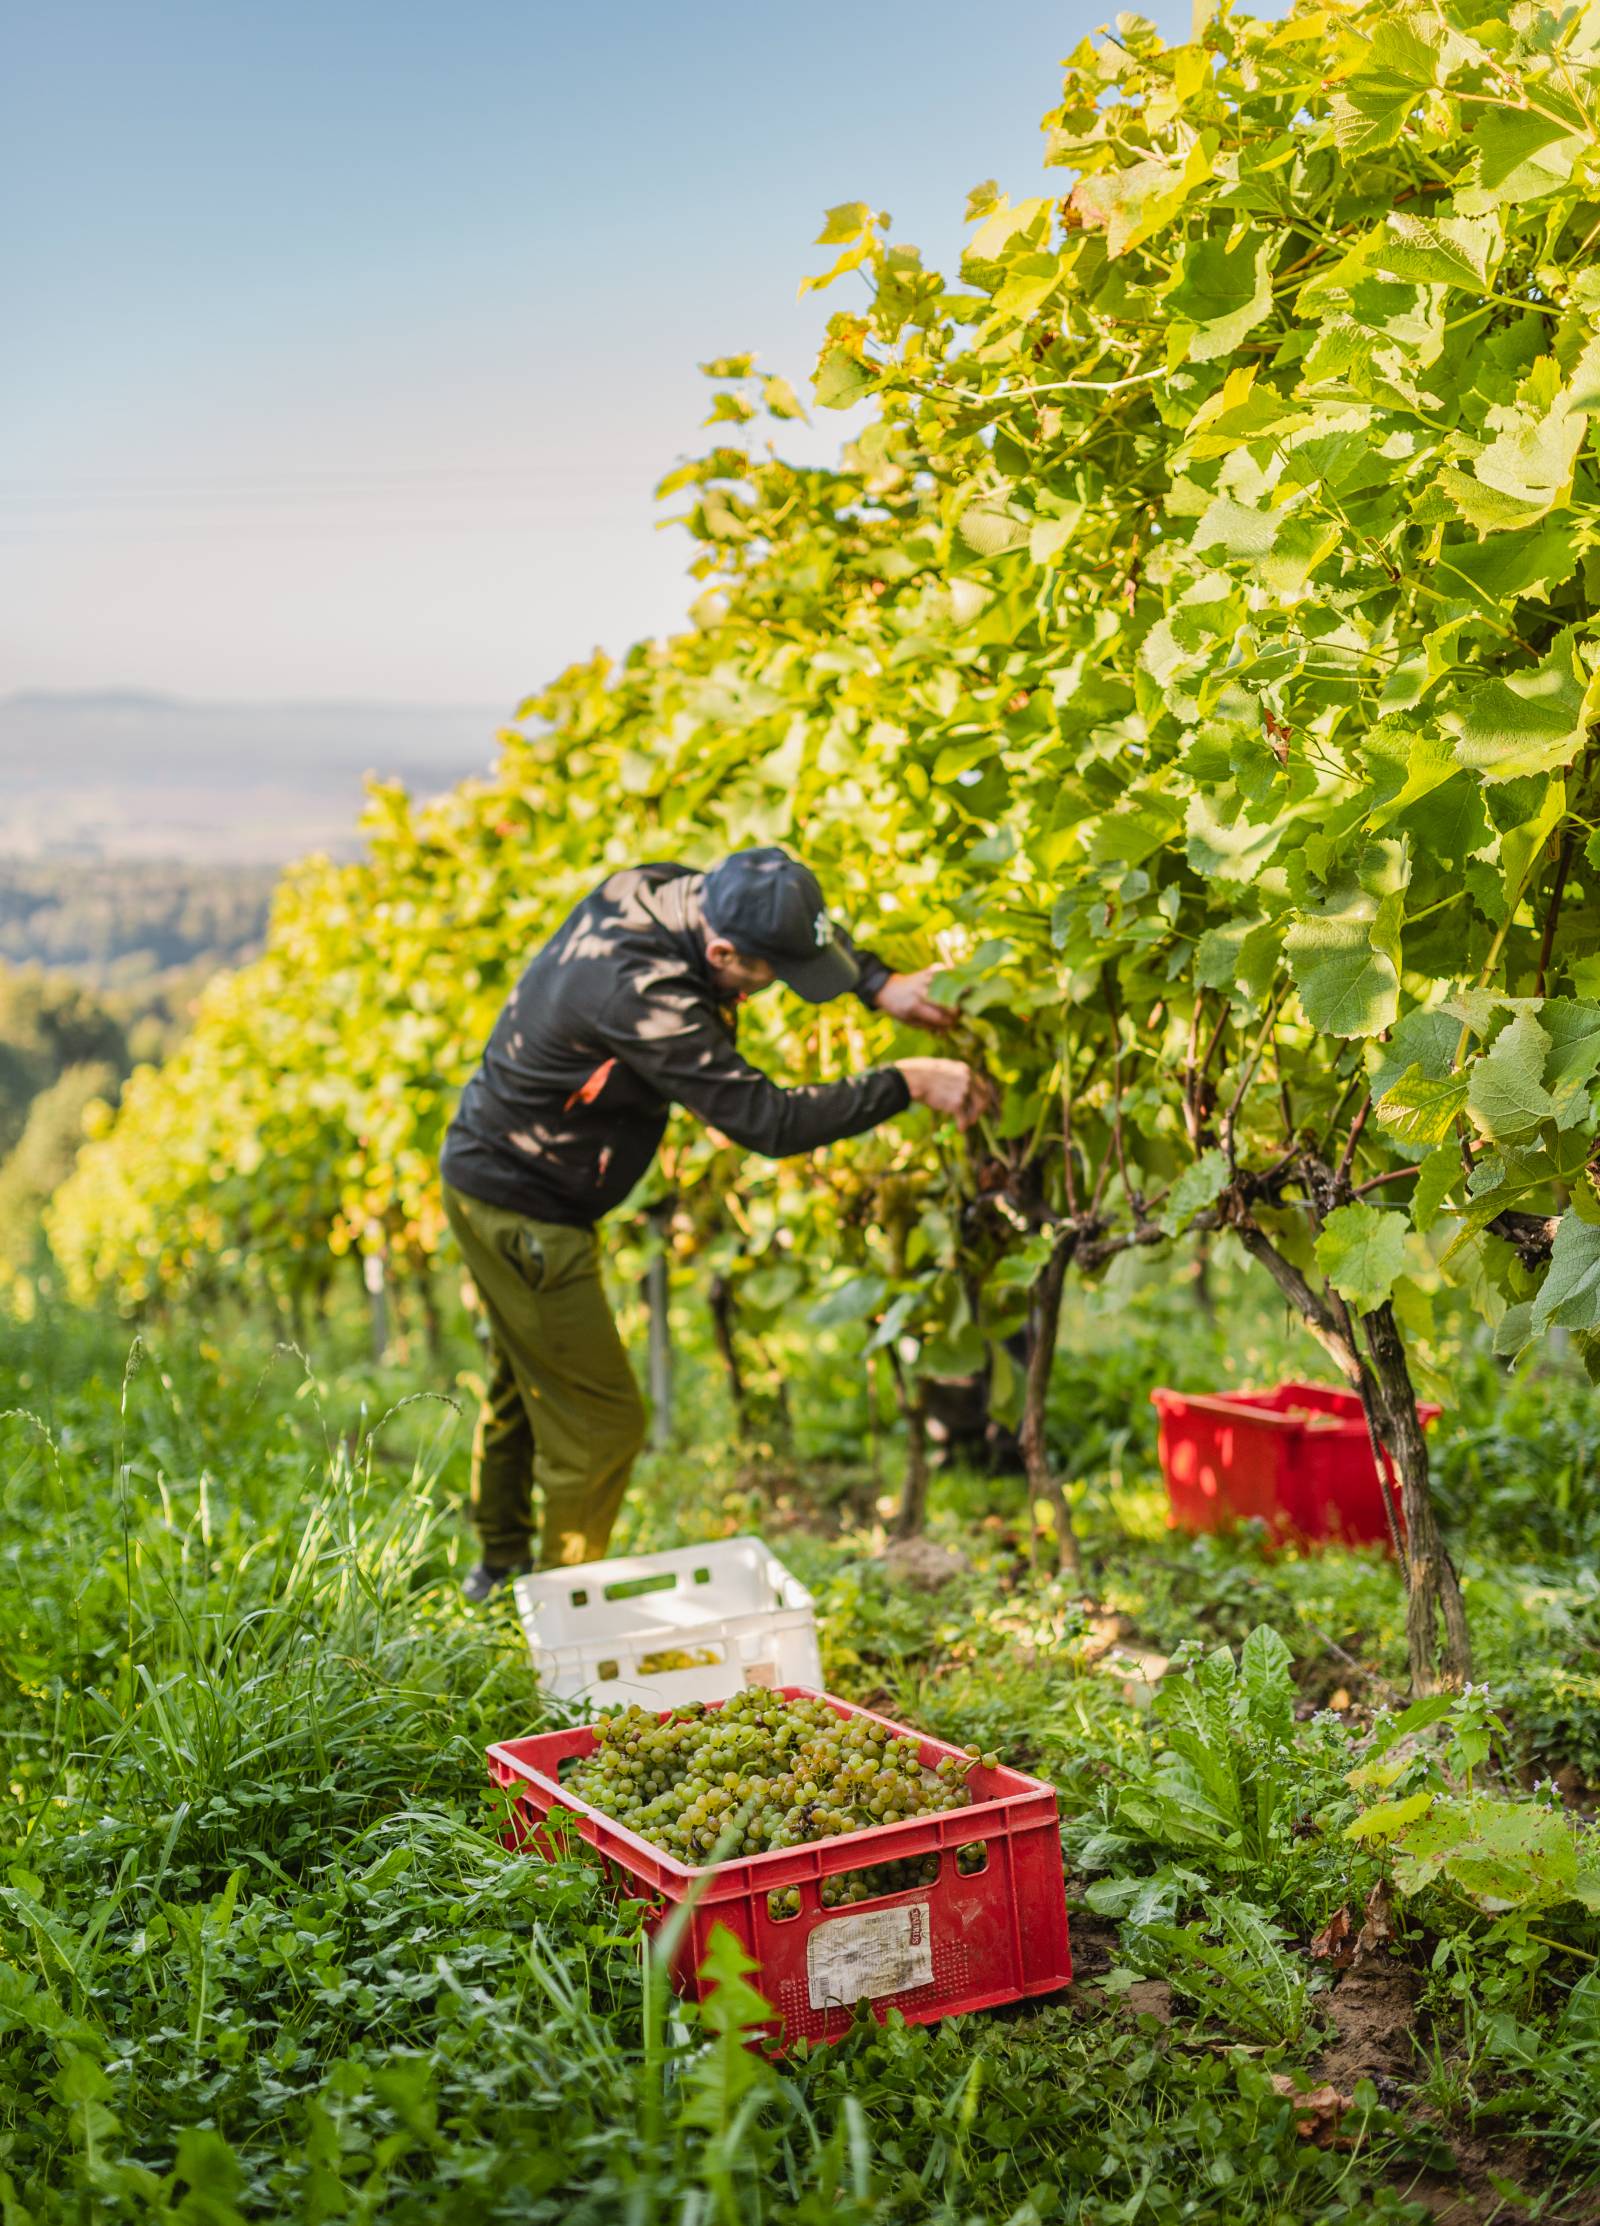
[{"left": 512, "top": 1535, "right": 823, "bottom": 1711}]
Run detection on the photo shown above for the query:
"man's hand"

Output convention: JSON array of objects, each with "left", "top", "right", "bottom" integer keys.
[
  {"left": 896, "top": 1057, "right": 995, "bottom": 1129},
  {"left": 875, "top": 967, "right": 959, "bottom": 1033}
]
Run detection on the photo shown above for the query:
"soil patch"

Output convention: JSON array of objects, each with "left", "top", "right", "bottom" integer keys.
[
  {"left": 1059, "top": 1909, "right": 1173, "bottom": 2023},
  {"left": 1119, "top": 1978, "right": 1174, "bottom": 2024},
  {"left": 877, "top": 1535, "right": 971, "bottom": 1591},
  {"left": 736, "top": 1460, "right": 880, "bottom": 1536},
  {"left": 1291, "top": 1647, "right": 1401, "bottom": 1712},
  {"left": 1062, "top": 1909, "right": 1119, "bottom": 1989},
  {"left": 1393, "top": 2128, "right": 1590, "bottom": 2225},
  {"left": 1313, "top": 1951, "right": 1420, "bottom": 2093}
]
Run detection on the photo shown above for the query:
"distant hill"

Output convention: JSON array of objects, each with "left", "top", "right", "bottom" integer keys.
[{"left": 0, "top": 690, "right": 504, "bottom": 863}]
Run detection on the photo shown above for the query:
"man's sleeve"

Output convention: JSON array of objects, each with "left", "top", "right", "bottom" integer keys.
[
  {"left": 599, "top": 994, "right": 910, "bottom": 1157},
  {"left": 833, "top": 920, "right": 892, "bottom": 1011}
]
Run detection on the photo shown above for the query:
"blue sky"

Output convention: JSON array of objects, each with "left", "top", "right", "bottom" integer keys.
[{"left": 5, "top": 1, "right": 1188, "bottom": 712}]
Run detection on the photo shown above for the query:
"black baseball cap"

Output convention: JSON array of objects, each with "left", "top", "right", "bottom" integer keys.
[{"left": 700, "top": 846, "right": 860, "bottom": 1003}]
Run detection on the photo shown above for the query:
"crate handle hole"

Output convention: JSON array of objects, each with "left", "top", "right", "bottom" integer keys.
[
  {"left": 692, "top": 1566, "right": 712, "bottom": 1584},
  {"left": 570, "top": 1587, "right": 589, "bottom": 1607},
  {"left": 765, "top": 1889, "right": 803, "bottom": 1923},
  {"left": 637, "top": 1644, "right": 724, "bottom": 1675},
  {"left": 955, "top": 1841, "right": 989, "bottom": 1877},
  {"left": 596, "top": 1659, "right": 620, "bottom": 1681},
  {"left": 603, "top": 1571, "right": 678, "bottom": 1602},
  {"left": 821, "top": 1853, "right": 941, "bottom": 1909}
]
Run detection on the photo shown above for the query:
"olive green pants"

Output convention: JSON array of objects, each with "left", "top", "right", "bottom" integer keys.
[{"left": 442, "top": 1182, "right": 647, "bottom": 1568}]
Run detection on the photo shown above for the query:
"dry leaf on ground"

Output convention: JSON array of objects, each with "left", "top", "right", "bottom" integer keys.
[
  {"left": 1270, "top": 2074, "right": 1354, "bottom": 2147},
  {"left": 1310, "top": 1906, "right": 1356, "bottom": 1968},
  {"left": 1356, "top": 1877, "right": 1394, "bottom": 1964}
]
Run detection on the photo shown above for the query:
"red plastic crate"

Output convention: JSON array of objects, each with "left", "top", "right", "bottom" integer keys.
[
  {"left": 486, "top": 1687, "right": 1072, "bottom": 2046},
  {"left": 1151, "top": 1381, "right": 1442, "bottom": 1551}
]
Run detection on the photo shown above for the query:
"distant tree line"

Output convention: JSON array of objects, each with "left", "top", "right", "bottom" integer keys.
[
  {"left": 0, "top": 858, "right": 277, "bottom": 993},
  {"left": 0, "top": 968, "right": 134, "bottom": 1275},
  {"left": 0, "top": 856, "right": 276, "bottom": 1276}
]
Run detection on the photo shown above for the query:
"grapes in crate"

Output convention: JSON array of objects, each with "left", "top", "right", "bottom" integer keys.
[{"left": 559, "top": 1691, "right": 999, "bottom": 1908}]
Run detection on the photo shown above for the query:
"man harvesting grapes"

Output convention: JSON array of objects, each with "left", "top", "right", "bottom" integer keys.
[{"left": 441, "top": 846, "right": 988, "bottom": 1600}]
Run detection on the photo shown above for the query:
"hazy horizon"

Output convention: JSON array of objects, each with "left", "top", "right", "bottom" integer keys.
[{"left": 0, "top": 689, "right": 507, "bottom": 863}]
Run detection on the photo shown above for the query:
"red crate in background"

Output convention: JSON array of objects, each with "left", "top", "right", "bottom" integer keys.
[
  {"left": 1151, "top": 1381, "right": 1442, "bottom": 1551},
  {"left": 487, "top": 1687, "right": 1072, "bottom": 2047}
]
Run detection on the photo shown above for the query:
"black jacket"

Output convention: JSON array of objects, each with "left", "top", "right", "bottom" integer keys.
[{"left": 440, "top": 863, "right": 911, "bottom": 1225}]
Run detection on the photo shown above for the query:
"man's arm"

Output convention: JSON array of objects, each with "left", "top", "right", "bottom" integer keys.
[{"left": 600, "top": 994, "right": 910, "bottom": 1157}]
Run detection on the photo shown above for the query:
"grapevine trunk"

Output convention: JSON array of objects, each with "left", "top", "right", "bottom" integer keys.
[
  {"left": 1020, "top": 1234, "right": 1079, "bottom": 1582},
  {"left": 1363, "top": 1302, "right": 1473, "bottom": 1693}
]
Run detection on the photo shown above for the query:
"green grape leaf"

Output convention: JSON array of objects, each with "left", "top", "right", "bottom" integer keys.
[
  {"left": 1194, "top": 917, "right": 1263, "bottom": 991},
  {"left": 1191, "top": 494, "right": 1280, "bottom": 559},
  {"left": 1159, "top": 1148, "right": 1230, "bottom": 1238},
  {"left": 1493, "top": 1300, "right": 1533, "bottom": 1359},
  {"left": 1369, "top": 725, "right": 1478, "bottom": 825},
  {"left": 1530, "top": 1212, "right": 1600, "bottom": 1335},
  {"left": 1375, "top": 1064, "right": 1469, "bottom": 1146},
  {"left": 955, "top": 493, "right": 1032, "bottom": 560},
  {"left": 1367, "top": 1007, "right": 1464, "bottom": 1103},
  {"left": 1372, "top": 210, "right": 1498, "bottom": 291},
  {"left": 1539, "top": 999, "right": 1600, "bottom": 1117},
  {"left": 1458, "top": 108, "right": 1582, "bottom": 211},
  {"left": 1466, "top": 1013, "right": 1556, "bottom": 1142},
  {"left": 817, "top": 202, "right": 872, "bottom": 245},
  {"left": 921, "top": 1324, "right": 987, "bottom": 1377},
  {"left": 1435, "top": 519, "right": 1580, "bottom": 610},
  {"left": 1448, "top": 639, "right": 1590, "bottom": 782},
  {"left": 1395, "top": 774, "right": 1490, "bottom": 867},
  {"left": 988, "top": 1337, "right": 1024, "bottom": 1428},
  {"left": 814, "top": 346, "right": 875, "bottom": 410},
  {"left": 1165, "top": 233, "right": 1274, "bottom": 364},
  {"left": 1438, "top": 468, "right": 1554, "bottom": 535},
  {"left": 1411, "top": 1144, "right": 1461, "bottom": 1235},
  {"left": 1327, "top": 22, "right": 1444, "bottom": 155},
  {"left": 1472, "top": 384, "right": 1591, "bottom": 516},
  {"left": 1186, "top": 793, "right": 1293, "bottom": 884},
  {"left": 1286, "top": 894, "right": 1400, "bottom": 1038},
  {"left": 1315, "top": 1202, "right": 1408, "bottom": 1317},
  {"left": 1073, "top": 141, "right": 1211, "bottom": 260},
  {"left": 808, "top": 1272, "right": 890, "bottom": 1327}
]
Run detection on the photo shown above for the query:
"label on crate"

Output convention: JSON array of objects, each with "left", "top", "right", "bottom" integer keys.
[
  {"left": 806, "top": 1901, "right": 933, "bottom": 2010},
  {"left": 743, "top": 1661, "right": 776, "bottom": 1687}
]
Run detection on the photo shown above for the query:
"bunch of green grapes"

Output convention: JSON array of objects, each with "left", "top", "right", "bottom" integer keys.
[{"left": 561, "top": 1691, "right": 999, "bottom": 1907}]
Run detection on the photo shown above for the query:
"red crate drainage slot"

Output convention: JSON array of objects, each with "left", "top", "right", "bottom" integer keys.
[
  {"left": 1151, "top": 1381, "right": 1442, "bottom": 1551},
  {"left": 486, "top": 1687, "right": 1072, "bottom": 2047}
]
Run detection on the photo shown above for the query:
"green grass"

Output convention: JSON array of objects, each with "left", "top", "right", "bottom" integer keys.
[{"left": 3, "top": 1294, "right": 1598, "bottom": 2223}]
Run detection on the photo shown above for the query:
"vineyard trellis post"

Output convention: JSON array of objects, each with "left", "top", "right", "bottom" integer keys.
[
  {"left": 361, "top": 1249, "right": 388, "bottom": 1368},
  {"left": 643, "top": 1202, "right": 674, "bottom": 1452}
]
